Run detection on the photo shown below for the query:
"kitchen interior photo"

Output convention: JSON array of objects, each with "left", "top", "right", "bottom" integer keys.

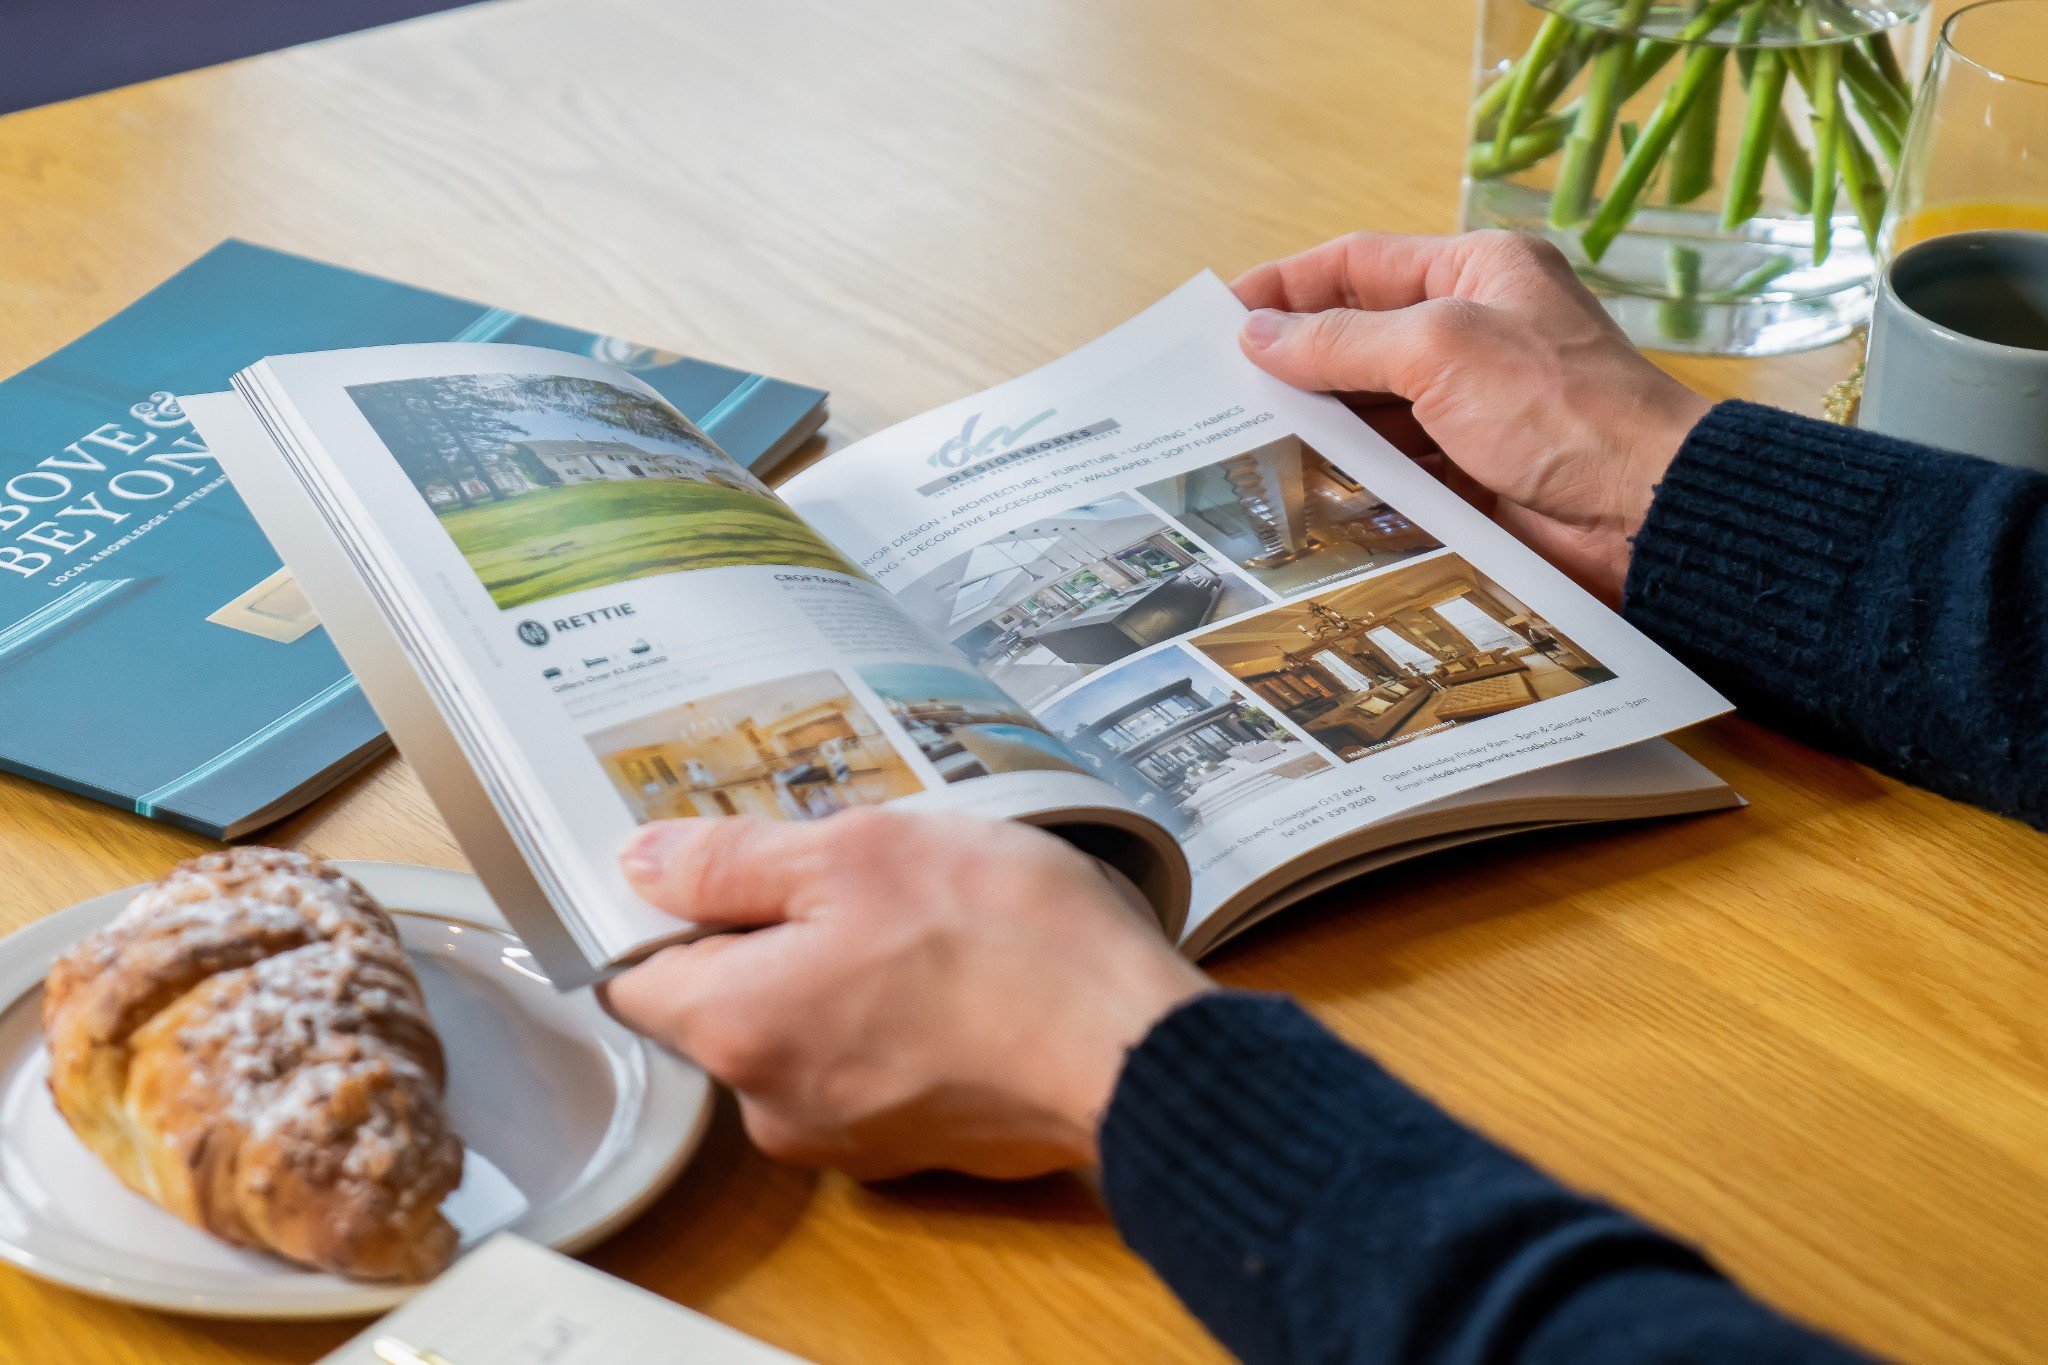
[
  {"left": 588, "top": 670, "right": 924, "bottom": 821},
  {"left": 899, "top": 494, "right": 1266, "bottom": 706}
]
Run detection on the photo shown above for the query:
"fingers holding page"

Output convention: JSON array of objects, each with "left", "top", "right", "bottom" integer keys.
[
  {"left": 1239, "top": 298, "right": 1486, "bottom": 401},
  {"left": 602, "top": 934, "right": 761, "bottom": 1049},
  {"left": 619, "top": 816, "right": 822, "bottom": 926},
  {"left": 1230, "top": 230, "right": 1480, "bottom": 314}
]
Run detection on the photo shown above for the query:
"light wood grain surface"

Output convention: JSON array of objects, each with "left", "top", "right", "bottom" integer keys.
[{"left": 2, "top": 1, "right": 2039, "bottom": 1361}]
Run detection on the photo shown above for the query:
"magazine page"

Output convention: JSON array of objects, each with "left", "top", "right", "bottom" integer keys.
[
  {"left": 202, "top": 343, "right": 1184, "bottom": 982},
  {"left": 781, "top": 273, "right": 1730, "bottom": 940}
]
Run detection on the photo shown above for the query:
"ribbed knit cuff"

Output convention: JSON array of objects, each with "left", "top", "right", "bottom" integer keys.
[
  {"left": 1098, "top": 995, "right": 1860, "bottom": 1364},
  {"left": 1101, "top": 993, "right": 1384, "bottom": 1256},
  {"left": 1099, "top": 991, "right": 1504, "bottom": 1288},
  {"left": 1623, "top": 400, "right": 1912, "bottom": 706}
]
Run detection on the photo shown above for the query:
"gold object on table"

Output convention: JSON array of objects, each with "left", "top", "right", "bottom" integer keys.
[{"left": 1823, "top": 341, "right": 1867, "bottom": 426}]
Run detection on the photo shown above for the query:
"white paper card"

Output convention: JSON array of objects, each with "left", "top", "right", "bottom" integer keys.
[{"left": 320, "top": 1234, "right": 811, "bottom": 1364}]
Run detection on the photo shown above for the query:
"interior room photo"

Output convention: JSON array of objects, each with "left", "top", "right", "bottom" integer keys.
[
  {"left": 1190, "top": 554, "right": 1614, "bottom": 759},
  {"left": 1138, "top": 434, "right": 1442, "bottom": 597},
  {"left": 587, "top": 669, "right": 923, "bottom": 821},
  {"left": 897, "top": 494, "right": 1266, "bottom": 707},
  {"left": 1039, "top": 645, "right": 1328, "bottom": 835}
]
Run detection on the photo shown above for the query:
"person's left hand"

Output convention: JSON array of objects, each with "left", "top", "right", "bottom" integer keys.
[{"left": 603, "top": 809, "right": 1212, "bottom": 1181}]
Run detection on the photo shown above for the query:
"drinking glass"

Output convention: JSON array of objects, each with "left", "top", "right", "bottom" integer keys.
[{"left": 1880, "top": 0, "right": 2048, "bottom": 258}]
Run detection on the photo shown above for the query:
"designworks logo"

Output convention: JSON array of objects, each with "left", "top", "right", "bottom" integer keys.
[{"left": 925, "top": 408, "right": 1057, "bottom": 468}]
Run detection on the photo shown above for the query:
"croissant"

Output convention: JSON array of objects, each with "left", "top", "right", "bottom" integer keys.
[{"left": 41, "top": 847, "right": 464, "bottom": 1282}]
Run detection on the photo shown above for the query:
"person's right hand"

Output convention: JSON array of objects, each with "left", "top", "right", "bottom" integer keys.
[
  {"left": 1232, "top": 230, "right": 1714, "bottom": 605},
  {"left": 602, "top": 809, "right": 1211, "bottom": 1181}
]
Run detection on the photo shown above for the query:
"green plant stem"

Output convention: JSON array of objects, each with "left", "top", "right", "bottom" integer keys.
[
  {"left": 1470, "top": 115, "right": 1573, "bottom": 178},
  {"left": 1473, "top": 66, "right": 1517, "bottom": 138},
  {"left": 1728, "top": 253, "right": 1797, "bottom": 296},
  {"left": 1802, "top": 24, "right": 1845, "bottom": 264},
  {"left": 1863, "top": 30, "right": 1912, "bottom": 102},
  {"left": 1498, "top": 11, "right": 1578, "bottom": 146},
  {"left": 1533, "top": 31, "right": 1599, "bottom": 117},
  {"left": 1841, "top": 42, "right": 1913, "bottom": 131},
  {"left": 1475, "top": 0, "right": 1747, "bottom": 166},
  {"left": 1842, "top": 86, "right": 1904, "bottom": 169},
  {"left": 1788, "top": 35, "right": 1894, "bottom": 263},
  {"left": 1548, "top": 2, "right": 1649, "bottom": 228},
  {"left": 1654, "top": 0, "right": 1714, "bottom": 204},
  {"left": 1659, "top": 243, "right": 1707, "bottom": 342},
  {"left": 1715, "top": 0, "right": 1777, "bottom": 225},
  {"left": 1471, "top": 0, "right": 1597, "bottom": 139},
  {"left": 1840, "top": 43, "right": 1909, "bottom": 166},
  {"left": 1730, "top": 4, "right": 1815, "bottom": 212},
  {"left": 1725, "top": 43, "right": 1788, "bottom": 227},
  {"left": 1772, "top": 110, "right": 1815, "bottom": 212},
  {"left": 1581, "top": 40, "right": 1726, "bottom": 262},
  {"left": 1668, "top": 45, "right": 1726, "bottom": 204},
  {"left": 1618, "top": 0, "right": 1753, "bottom": 101},
  {"left": 1837, "top": 114, "right": 1888, "bottom": 244}
]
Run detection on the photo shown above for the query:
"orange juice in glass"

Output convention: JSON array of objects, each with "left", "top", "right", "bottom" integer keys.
[
  {"left": 1863, "top": 3, "right": 2048, "bottom": 469},
  {"left": 1879, "top": 2, "right": 2048, "bottom": 262}
]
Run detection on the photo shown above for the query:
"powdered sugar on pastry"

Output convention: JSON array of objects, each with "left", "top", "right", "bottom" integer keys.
[
  {"left": 108, "top": 846, "right": 397, "bottom": 953},
  {"left": 41, "top": 847, "right": 464, "bottom": 1282}
]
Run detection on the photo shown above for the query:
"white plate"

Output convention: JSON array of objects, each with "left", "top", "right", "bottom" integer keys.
[{"left": 0, "top": 860, "right": 712, "bottom": 1319}]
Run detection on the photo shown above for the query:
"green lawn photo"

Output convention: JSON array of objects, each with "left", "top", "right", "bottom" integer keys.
[
  {"left": 440, "top": 478, "right": 860, "bottom": 610},
  {"left": 344, "top": 371, "right": 862, "bottom": 610}
]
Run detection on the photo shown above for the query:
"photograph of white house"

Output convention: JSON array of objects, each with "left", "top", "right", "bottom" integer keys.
[
  {"left": 351, "top": 371, "right": 857, "bottom": 608},
  {"left": 435, "top": 435, "right": 761, "bottom": 506},
  {"left": 1039, "top": 645, "right": 1328, "bottom": 836},
  {"left": 896, "top": 494, "right": 1267, "bottom": 708}
]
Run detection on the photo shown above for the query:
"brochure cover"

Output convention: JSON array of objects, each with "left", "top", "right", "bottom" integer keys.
[{"left": 0, "top": 240, "right": 828, "bottom": 836}]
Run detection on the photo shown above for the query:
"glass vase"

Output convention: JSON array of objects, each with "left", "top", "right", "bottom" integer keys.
[{"left": 1462, "top": 0, "right": 1932, "bottom": 355}]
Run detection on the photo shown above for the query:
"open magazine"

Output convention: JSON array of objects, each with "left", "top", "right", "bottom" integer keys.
[{"left": 185, "top": 273, "right": 1735, "bottom": 989}]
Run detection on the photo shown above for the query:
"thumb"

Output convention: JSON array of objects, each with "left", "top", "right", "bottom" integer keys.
[
  {"left": 618, "top": 816, "right": 812, "bottom": 927},
  {"left": 1240, "top": 301, "right": 1471, "bottom": 400}
]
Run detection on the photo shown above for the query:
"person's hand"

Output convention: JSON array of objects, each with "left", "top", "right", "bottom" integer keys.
[
  {"left": 1232, "top": 230, "right": 1714, "bottom": 604},
  {"left": 603, "top": 810, "right": 1212, "bottom": 1181}
]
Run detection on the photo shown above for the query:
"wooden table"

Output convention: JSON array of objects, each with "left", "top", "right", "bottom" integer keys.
[{"left": 4, "top": 1, "right": 2042, "bottom": 1361}]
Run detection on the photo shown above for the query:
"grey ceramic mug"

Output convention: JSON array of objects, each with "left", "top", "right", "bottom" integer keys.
[{"left": 1861, "top": 229, "right": 2048, "bottom": 471}]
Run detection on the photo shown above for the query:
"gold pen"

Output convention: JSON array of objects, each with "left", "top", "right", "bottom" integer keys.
[{"left": 372, "top": 1337, "right": 456, "bottom": 1365}]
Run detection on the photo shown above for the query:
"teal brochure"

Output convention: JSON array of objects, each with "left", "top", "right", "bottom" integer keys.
[{"left": 0, "top": 240, "right": 828, "bottom": 836}]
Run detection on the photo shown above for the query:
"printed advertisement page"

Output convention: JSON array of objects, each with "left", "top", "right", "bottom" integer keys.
[
  {"left": 247, "top": 345, "right": 1148, "bottom": 958},
  {"left": 782, "top": 273, "right": 1729, "bottom": 934}
]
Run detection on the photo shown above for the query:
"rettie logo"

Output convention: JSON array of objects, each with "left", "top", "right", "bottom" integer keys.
[
  {"left": 926, "top": 409, "right": 1057, "bottom": 469},
  {"left": 516, "top": 620, "right": 549, "bottom": 647}
]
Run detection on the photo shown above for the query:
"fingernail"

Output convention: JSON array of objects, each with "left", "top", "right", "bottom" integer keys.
[
  {"left": 1242, "top": 308, "right": 1289, "bottom": 348},
  {"left": 620, "top": 823, "right": 681, "bottom": 885}
]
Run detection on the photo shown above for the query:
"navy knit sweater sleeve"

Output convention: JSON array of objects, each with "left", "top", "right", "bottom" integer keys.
[
  {"left": 1625, "top": 400, "right": 2048, "bottom": 830},
  {"left": 1095, "top": 401, "right": 2048, "bottom": 1363},
  {"left": 1101, "top": 994, "right": 1864, "bottom": 1364}
]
